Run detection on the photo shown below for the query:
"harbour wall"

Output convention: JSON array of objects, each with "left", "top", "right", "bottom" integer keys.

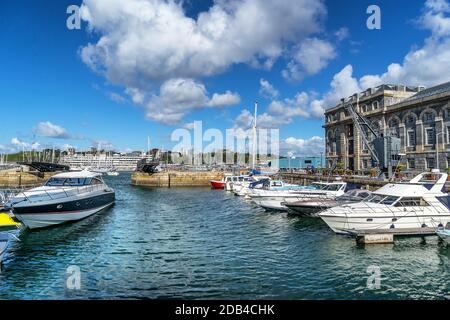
[
  {"left": 0, "top": 170, "right": 55, "bottom": 188},
  {"left": 131, "top": 171, "right": 225, "bottom": 187}
]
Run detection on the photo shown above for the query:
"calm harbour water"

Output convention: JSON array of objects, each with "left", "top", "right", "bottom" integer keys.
[{"left": 0, "top": 172, "right": 449, "bottom": 299}]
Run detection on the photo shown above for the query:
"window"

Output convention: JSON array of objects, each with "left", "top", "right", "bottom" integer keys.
[
  {"left": 407, "top": 130, "right": 415, "bottom": 147},
  {"left": 395, "top": 197, "right": 429, "bottom": 207},
  {"left": 367, "top": 194, "right": 385, "bottom": 203},
  {"left": 372, "top": 101, "right": 379, "bottom": 109},
  {"left": 407, "top": 115, "right": 415, "bottom": 124},
  {"left": 426, "top": 128, "right": 435, "bottom": 145},
  {"left": 425, "top": 112, "right": 433, "bottom": 122},
  {"left": 447, "top": 126, "right": 450, "bottom": 143},
  {"left": 426, "top": 157, "right": 436, "bottom": 169},
  {"left": 45, "top": 178, "right": 66, "bottom": 186},
  {"left": 90, "top": 178, "right": 103, "bottom": 185},
  {"left": 380, "top": 196, "right": 399, "bottom": 205},
  {"left": 408, "top": 158, "right": 415, "bottom": 169}
]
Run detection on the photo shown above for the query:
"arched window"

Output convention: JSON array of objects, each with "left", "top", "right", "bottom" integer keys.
[{"left": 372, "top": 101, "right": 379, "bottom": 110}]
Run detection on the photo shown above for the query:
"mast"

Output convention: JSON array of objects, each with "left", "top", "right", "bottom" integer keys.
[{"left": 252, "top": 102, "right": 258, "bottom": 169}]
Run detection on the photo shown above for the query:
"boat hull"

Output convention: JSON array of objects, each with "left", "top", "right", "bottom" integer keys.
[
  {"left": 320, "top": 212, "right": 450, "bottom": 234},
  {"left": 253, "top": 199, "right": 289, "bottom": 211},
  {"left": 285, "top": 203, "right": 323, "bottom": 217},
  {"left": 210, "top": 180, "right": 225, "bottom": 189},
  {"left": 13, "top": 192, "right": 115, "bottom": 230}
]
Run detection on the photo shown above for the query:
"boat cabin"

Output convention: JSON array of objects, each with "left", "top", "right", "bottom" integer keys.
[{"left": 45, "top": 171, "right": 105, "bottom": 187}]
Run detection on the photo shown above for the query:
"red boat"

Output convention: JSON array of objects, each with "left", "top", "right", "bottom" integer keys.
[{"left": 210, "top": 179, "right": 226, "bottom": 189}]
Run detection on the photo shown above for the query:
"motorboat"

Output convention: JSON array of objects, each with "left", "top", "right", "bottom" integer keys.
[
  {"left": 210, "top": 175, "right": 232, "bottom": 189},
  {"left": 225, "top": 175, "right": 254, "bottom": 191},
  {"left": 233, "top": 176, "right": 271, "bottom": 196},
  {"left": 251, "top": 180, "right": 347, "bottom": 211},
  {"left": 5, "top": 170, "right": 115, "bottom": 229},
  {"left": 437, "top": 222, "right": 450, "bottom": 244},
  {"left": 319, "top": 170, "right": 450, "bottom": 234},
  {"left": 283, "top": 189, "right": 372, "bottom": 217}
]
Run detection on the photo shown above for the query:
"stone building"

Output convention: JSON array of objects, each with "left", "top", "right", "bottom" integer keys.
[{"left": 323, "top": 81, "right": 450, "bottom": 172}]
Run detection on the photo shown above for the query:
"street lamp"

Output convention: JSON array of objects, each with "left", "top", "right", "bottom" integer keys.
[{"left": 436, "top": 131, "right": 445, "bottom": 171}]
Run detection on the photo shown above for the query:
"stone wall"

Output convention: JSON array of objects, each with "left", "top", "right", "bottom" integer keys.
[
  {"left": 0, "top": 170, "right": 55, "bottom": 187},
  {"left": 131, "top": 171, "right": 225, "bottom": 187}
]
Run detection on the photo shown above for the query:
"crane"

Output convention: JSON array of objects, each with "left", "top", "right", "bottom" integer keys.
[{"left": 345, "top": 95, "right": 401, "bottom": 179}]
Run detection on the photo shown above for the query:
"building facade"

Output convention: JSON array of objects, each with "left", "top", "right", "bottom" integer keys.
[
  {"left": 324, "top": 82, "right": 450, "bottom": 172},
  {"left": 60, "top": 151, "right": 149, "bottom": 171}
]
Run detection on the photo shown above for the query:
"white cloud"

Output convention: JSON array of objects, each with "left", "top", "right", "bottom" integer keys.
[
  {"left": 233, "top": 64, "right": 361, "bottom": 128},
  {"left": 33, "top": 121, "right": 70, "bottom": 139},
  {"left": 259, "top": 78, "right": 279, "bottom": 98},
  {"left": 334, "top": 27, "right": 349, "bottom": 41},
  {"left": 356, "top": 0, "right": 450, "bottom": 88},
  {"left": 282, "top": 38, "right": 336, "bottom": 81},
  {"left": 11, "top": 137, "right": 29, "bottom": 148},
  {"left": 108, "top": 92, "right": 126, "bottom": 104},
  {"left": 91, "top": 139, "right": 115, "bottom": 151},
  {"left": 282, "top": 136, "right": 324, "bottom": 156},
  {"left": 144, "top": 78, "right": 240, "bottom": 124},
  {"left": 79, "top": 0, "right": 327, "bottom": 123}
]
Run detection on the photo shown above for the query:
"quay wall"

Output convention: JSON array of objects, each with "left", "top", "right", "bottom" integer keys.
[
  {"left": 0, "top": 170, "right": 55, "bottom": 187},
  {"left": 131, "top": 171, "right": 225, "bottom": 187}
]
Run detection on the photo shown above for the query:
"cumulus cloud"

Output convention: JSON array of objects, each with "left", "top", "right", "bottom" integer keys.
[
  {"left": 282, "top": 38, "right": 336, "bottom": 81},
  {"left": 144, "top": 78, "right": 240, "bottom": 124},
  {"left": 33, "top": 121, "right": 71, "bottom": 139},
  {"left": 233, "top": 64, "right": 363, "bottom": 129},
  {"left": 259, "top": 78, "right": 279, "bottom": 99},
  {"left": 79, "top": 0, "right": 328, "bottom": 123},
  {"left": 356, "top": 0, "right": 450, "bottom": 88},
  {"left": 282, "top": 136, "right": 324, "bottom": 157}
]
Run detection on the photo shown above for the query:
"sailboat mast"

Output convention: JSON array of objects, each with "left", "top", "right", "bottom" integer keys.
[{"left": 252, "top": 102, "right": 258, "bottom": 169}]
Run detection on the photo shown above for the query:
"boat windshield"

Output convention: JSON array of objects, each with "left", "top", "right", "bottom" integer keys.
[
  {"left": 366, "top": 194, "right": 399, "bottom": 205},
  {"left": 321, "top": 184, "right": 343, "bottom": 191},
  {"left": 46, "top": 177, "right": 93, "bottom": 187}
]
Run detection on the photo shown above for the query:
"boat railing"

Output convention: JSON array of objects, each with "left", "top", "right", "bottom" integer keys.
[{"left": 16, "top": 184, "right": 108, "bottom": 204}]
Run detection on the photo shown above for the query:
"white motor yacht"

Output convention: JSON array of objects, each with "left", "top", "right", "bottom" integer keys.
[
  {"left": 5, "top": 170, "right": 115, "bottom": 229},
  {"left": 320, "top": 170, "right": 450, "bottom": 234},
  {"left": 251, "top": 180, "right": 347, "bottom": 211}
]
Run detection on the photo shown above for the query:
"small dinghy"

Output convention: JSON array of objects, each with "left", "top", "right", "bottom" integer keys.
[{"left": 437, "top": 222, "right": 450, "bottom": 245}]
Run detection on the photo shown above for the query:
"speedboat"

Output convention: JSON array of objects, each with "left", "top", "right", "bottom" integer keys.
[
  {"left": 437, "top": 222, "right": 450, "bottom": 244},
  {"left": 233, "top": 176, "right": 271, "bottom": 196},
  {"left": 5, "top": 170, "right": 115, "bottom": 229},
  {"left": 320, "top": 170, "right": 450, "bottom": 234},
  {"left": 284, "top": 189, "right": 372, "bottom": 217},
  {"left": 251, "top": 180, "right": 347, "bottom": 211}
]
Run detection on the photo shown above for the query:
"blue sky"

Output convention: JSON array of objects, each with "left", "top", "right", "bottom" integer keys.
[{"left": 1, "top": 0, "right": 448, "bottom": 156}]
